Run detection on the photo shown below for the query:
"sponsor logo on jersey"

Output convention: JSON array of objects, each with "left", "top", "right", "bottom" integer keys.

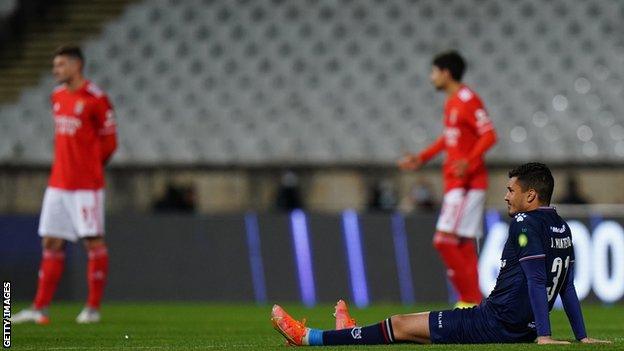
[
  {"left": 54, "top": 115, "right": 82, "bottom": 135},
  {"left": 518, "top": 233, "right": 528, "bottom": 247},
  {"left": 443, "top": 127, "right": 460, "bottom": 147},
  {"left": 515, "top": 213, "right": 527, "bottom": 222},
  {"left": 437, "top": 311, "right": 444, "bottom": 329},
  {"left": 500, "top": 259, "right": 507, "bottom": 268},
  {"left": 550, "top": 224, "right": 566, "bottom": 233}
]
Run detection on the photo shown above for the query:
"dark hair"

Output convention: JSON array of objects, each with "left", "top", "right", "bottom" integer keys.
[
  {"left": 54, "top": 45, "right": 84, "bottom": 64},
  {"left": 432, "top": 51, "right": 465, "bottom": 81},
  {"left": 508, "top": 162, "right": 554, "bottom": 205}
]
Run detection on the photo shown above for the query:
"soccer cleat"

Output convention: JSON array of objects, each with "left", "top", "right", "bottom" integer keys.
[
  {"left": 454, "top": 301, "right": 478, "bottom": 309},
  {"left": 334, "top": 299, "right": 357, "bottom": 330},
  {"left": 271, "top": 305, "right": 308, "bottom": 346},
  {"left": 10, "top": 308, "right": 50, "bottom": 325},
  {"left": 76, "top": 307, "right": 101, "bottom": 324}
]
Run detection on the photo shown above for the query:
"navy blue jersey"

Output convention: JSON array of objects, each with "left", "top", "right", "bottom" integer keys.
[{"left": 484, "top": 207, "right": 575, "bottom": 331}]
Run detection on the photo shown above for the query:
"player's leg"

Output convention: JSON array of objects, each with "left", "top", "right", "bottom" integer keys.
[
  {"left": 33, "top": 237, "right": 67, "bottom": 311},
  {"left": 72, "top": 189, "right": 108, "bottom": 323},
  {"left": 272, "top": 304, "right": 431, "bottom": 346},
  {"left": 432, "top": 188, "right": 475, "bottom": 304},
  {"left": 12, "top": 188, "right": 74, "bottom": 324},
  {"left": 454, "top": 189, "right": 486, "bottom": 304}
]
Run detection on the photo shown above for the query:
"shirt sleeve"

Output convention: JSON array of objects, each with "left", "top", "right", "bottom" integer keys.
[
  {"left": 417, "top": 135, "right": 445, "bottom": 163},
  {"left": 462, "top": 99, "right": 494, "bottom": 136},
  {"left": 94, "top": 95, "right": 116, "bottom": 136},
  {"left": 559, "top": 263, "right": 588, "bottom": 340},
  {"left": 510, "top": 214, "right": 545, "bottom": 262},
  {"left": 520, "top": 257, "right": 551, "bottom": 337}
]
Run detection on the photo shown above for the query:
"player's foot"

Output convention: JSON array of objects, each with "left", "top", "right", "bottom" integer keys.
[
  {"left": 76, "top": 307, "right": 101, "bottom": 324},
  {"left": 334, "top": 299, "right": 357, "bottom": 330},
  {"left": 271, "top": 304, "right": 308, "bottom": 346},
  {"left": 454, "top": 301, "right": 478, "bottom": 309},
  {"left": 10, "top": 308, "right": 50, "bottom": 325}
]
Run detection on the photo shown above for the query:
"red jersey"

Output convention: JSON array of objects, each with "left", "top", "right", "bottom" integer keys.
[
  {"left": 49, "top": 81, "right": 117, "bottom": 190},
  {"left": 418, "top": 85, "right": 497, "bottom": 192}
]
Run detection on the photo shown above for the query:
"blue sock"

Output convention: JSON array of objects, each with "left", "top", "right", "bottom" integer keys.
[
  {"left": 319, "top": 318, "right": 395, "bottom": 345},
  {"left": 307, "top": 328, "right": 324, "bottom": 346}
]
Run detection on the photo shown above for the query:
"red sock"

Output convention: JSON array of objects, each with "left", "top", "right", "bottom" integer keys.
[
  {"left": 459, "top": 239, "right": 482, "bottom": 303},
  {"left": 87, "top": 246, "right": 109, "bottom": 309},
  {"left": 33, "top": 250, "right": 66, "bottom": 309},
  {"left": 433, "top": 232, "right": 473, "bottom": 303}
]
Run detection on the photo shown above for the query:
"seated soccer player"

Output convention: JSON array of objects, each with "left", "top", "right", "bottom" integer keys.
[{"left": 271, "top": 163, "right": 611, "bottom": 346}]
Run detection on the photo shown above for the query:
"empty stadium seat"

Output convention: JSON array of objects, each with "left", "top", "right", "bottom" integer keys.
[{"left": 2, "top": 0, "right": 624, "bottom": 164}]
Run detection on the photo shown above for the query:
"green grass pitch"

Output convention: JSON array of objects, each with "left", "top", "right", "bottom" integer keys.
[{"left": 9, "top": 302, "right": 623, "bottom": 350}]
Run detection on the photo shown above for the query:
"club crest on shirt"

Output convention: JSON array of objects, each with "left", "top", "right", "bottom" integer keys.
[
  {"left": 74, "top": 100, "right": 85, "bottom": 115},
  {"left": 449, "top": 109, "right": 458, "bottom": 125},
  {"left": 53, "top": 102, "right": 61, "bottom": 112}
]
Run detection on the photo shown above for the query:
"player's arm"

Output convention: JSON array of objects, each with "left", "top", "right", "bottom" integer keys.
[
  {"left": 398, "top": 136, "right": 444, "bottom": 171},
  {"left": 96, "top": 96, "right": 117, "bottom": 164},
  {"left": 512, "top": 218, "right": 568, "bottom": 344},
  {"left": 559, "top": 264, "right": 610, "bottom": 344},
  {"left": 558, "top": 263, "right": 586, "bottom": 340},
  {"left": 520, "top": 257, "right": 563, "bottom": 344},
  {"left": 453, "top": 106, "right": 497, "bottom": 178}
]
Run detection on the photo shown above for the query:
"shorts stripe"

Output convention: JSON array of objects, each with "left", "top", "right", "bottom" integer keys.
[
  {"left": 379, "top": 322, "right": 389, "bottom": 343},
  {"left": 385, "top": 318, "right": 395, "bottom": 343},
  {"left": 451, "top": 190, "right": 469, "bottom": 234},
  {"left": 519, "top": 254, "right": 546, "bottom": 261}
]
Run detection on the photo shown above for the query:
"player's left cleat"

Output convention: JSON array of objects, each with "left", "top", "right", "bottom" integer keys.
[
  {"left": 10, "top": 308, "right": 50, "bottom": 325},
  {"left": 76, "top": 307, "right": 101, "bottom": 324},
  {"left": 334, "top": 299, "right": 357, "bottom": 330},
  {"left": 454, "top": 301, "right": 478, "bottom": 309},
  {"left": 271, "top": 305, "right": 308, "bottom": 346}
]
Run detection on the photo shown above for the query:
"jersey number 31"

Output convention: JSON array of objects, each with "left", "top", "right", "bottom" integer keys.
[{"left": 547, "top": 255, "right": 570, "bottom": 301}]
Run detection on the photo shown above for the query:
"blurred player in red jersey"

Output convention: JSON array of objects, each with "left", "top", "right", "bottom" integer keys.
[
  {"left": 399, "top": 51, "right": 497, "bottom": 307},
  {"left": 12, "top": 46, "right": 117, "bottom": 324}
]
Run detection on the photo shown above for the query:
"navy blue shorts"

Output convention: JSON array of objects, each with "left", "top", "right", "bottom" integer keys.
[{"left": 428, "top": 306, "right": 536, "bottom": 344}]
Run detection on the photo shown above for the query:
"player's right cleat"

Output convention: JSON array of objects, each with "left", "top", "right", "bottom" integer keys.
[
  {"left": 271, "top": 304, "right": 308, "bottom": 346},
  {"left": 76, "top": 307, "right": 101, "bottom": 324},
  {"left": 334, "top": 299, "right": 357, "bottom": 330},
  {"left": 10, "top": 308, "right": 50, "bottom": 325}
]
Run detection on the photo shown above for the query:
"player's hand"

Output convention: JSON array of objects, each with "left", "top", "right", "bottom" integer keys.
[
  {"left": 580, "top": 337, "right": 611, "bottom": 344},
  {"left": 398, "top": 154, "right": 422, "bottom": 171},
  {"left": 536, "top": 336, "right": 571, "bottom": 345},
  {"left": 452, "top": 159, "right": 469, "bottom": 178}
]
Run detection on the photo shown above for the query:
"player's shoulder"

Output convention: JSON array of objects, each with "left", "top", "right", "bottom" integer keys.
[
  {"left": 84, "top": 81, "right": 108, "bottom": 99},
  {"left": 454, "top": 85, "right": 484, "bottom": 106},
  {"left": 51, "top": 84, "right": 66, "bottom": 96},
  {"left": 511, "top": 211, "right": 542, "bottom": 227},
  {"left": 456, "top": 86, "right": 474, "bottom": 102}
]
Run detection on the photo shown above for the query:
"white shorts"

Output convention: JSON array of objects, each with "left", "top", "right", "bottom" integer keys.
[
  {"left": 436, "top": 188, "right": 485, "bottom": 238},
  {"left": 38, "top": 187, "right": 105, "bottom": 242}
]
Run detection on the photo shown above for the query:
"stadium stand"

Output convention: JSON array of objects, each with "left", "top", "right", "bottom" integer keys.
[{"left": 1, "top": 0, "right": 624, "bottom": 165}]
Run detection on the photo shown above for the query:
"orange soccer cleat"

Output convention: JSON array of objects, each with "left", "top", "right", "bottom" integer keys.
[
  {"left": 271, "top": 305, "right": 308, "bottom": 346},
  {"left": 334, "top": 299, "right": 357, "bottom": 330}
]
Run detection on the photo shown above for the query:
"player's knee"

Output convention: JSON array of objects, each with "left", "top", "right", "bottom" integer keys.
[
  {"left": 42, "top": 237, "right": 65, "bottom": 251},
  {"left": 389, "top": 314, "right": 410, "bottom": 339},
  {"left": 84, "top": 237, "right": 106, "bottom": 250},
  {"left": 432, "top": 231, "right": 458, "bottom": 250}
]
